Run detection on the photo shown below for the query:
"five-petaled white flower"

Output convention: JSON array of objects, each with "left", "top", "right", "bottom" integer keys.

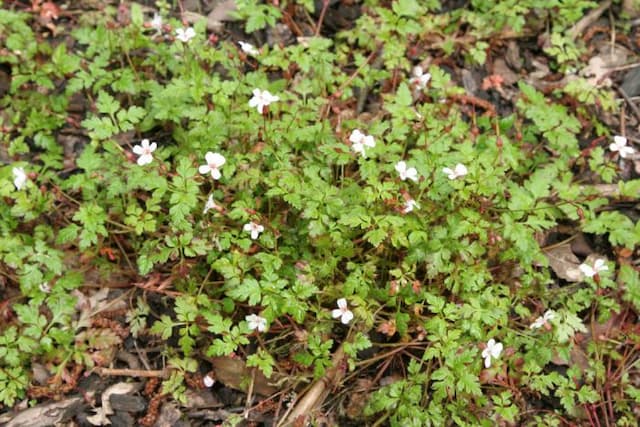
[
  {"left": 579, "top": 258, "right": 608, "bottom": 278},
  {"left": 609, "top": 135, "right": 635, "bottom": 158},
  {"left": 203, "top": 374, "right": 215, "bottom": 388},
  {"left": 203, "top": 195, "right": 218, "bottom": 214},
  {"left": 530, "top": 310, "right": 556, "bottom": 329},
  {"left": 175, "top": 27, "right": 196, "bottom": 43},
  {"left": 246, "top": 314, "right": 268, "bottom": 332},
  {"left": 410, "top": 65, "right": 431, "bottom": 89},
  {"left": 244, "top": 222, "right": 264, "bottom": 240},
  {"left": 199, "top": 152, "right": 226, "bottom": 180},
  {"left": 403, "top": 198, "right": 419, "bottom": 213},
  {"left": 238, "top": 41, "right": 259, "bottom": 56},
  {"left": 395, "top": 161, "right": 418, "bottom": 182},
  {"left": 442, "top": 163, "right": 468, "bottom": 180},
  {"left": 349, "top": 129, "right": 375, "bottom": 157},
  {"left": 249, "top": 89, "right": 279, "bottom": 114},
  {"left": 332, "top": 298, "right": 354, "bottom": 325},
  {"left": 481, "top": 338, "right": 503, "bottom": 368},
  {"left": 12, "top": 167, "right": 27, "bottom": 190},
  {"left": 150, "top": 13, "right": 163, "bottom": 32},
  {"left": 132, "top": 139, "right": 157, "bottom": 166}
]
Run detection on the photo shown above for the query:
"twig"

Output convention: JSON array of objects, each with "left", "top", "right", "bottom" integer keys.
[
  {"left": 315, "top": 0, "right": 330, "bottom": 37},
  {"left": 244, "top": 368, "right": 256, "bottom": 419},
  {"left": 278, "top": 344, "right": 345, "bottom": 426},
  {"left": 568, "top": 1, "right": 612, "bottom": 41},
  {"left": 94, "top": 367, "right": 168, "bottom": 378},
  {"left": 617, "top": 86, "right": 640, "bottom": 124}
]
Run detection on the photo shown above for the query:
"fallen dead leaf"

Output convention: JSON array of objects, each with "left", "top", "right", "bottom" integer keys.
[
  {"left": 86, "top": 382, "right": 139, "bottom": 426},
  {"left": 4, "top": 397, "right": 83, "bottom": 427},
  {"left": 543, "top": 243, "right": 583, "bottom": 282},
  {"left": 208, "top": 356, "right": 281, "bottom": 396}
]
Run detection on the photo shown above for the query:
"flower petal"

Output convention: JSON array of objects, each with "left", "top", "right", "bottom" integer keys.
[
  {"left": 341, "top": 310, "right": 354, "bottom": 324},
  {"left": 210, "top": 153, "right": 226, "bottom": 167}
]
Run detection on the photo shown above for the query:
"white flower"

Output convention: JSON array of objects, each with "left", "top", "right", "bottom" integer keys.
[
  {"left": 203, "top": 374, "right": 215, "bottom": 387},
  {"left": 175, "top": 27, "right": 196, "bottom": 43},
  {"left": 249, "top": 89, "right": 279, "bottom": 114},
  {"left": 199, "top": 152, "right": 226, "bottom": 180},
  {"left": 238, "top": 41, "right": 259, "bottom": 56},
  {"left": 410, "top": 65, "right": 431, "bottom": 89},
  {"left": 395, "top": 161, "right": 418, "bottom": 182},
  {"left": 579, "top": 258, "right": 608, "bottom": 278},
  {"left": 203, "top": 195, "right": 218, "bottom": 214},
  {"left": 246, "top": 314, "right": 267, "bottom": 332},
  {"left": 442, "top": 163, "right": 468, "bottom": 180},
  {"left": 331, "top": 298, "right": 354, "bottom": 325},
  {"left": 12, "top": 167, "right": 27, "bottom": 190},
  {"left": 39, "top": 282, "right": 51, "bottom": 293},
  {"left": 132, "top": 139, "right": 157, "bottom": 166},
  {"left": 530, "top": 310, "right": 556, "bottom": 329},
  {"left": 403, "top": 198, "right": 419, "bottom": 213},
  {"left": 243, "top": 222, "right": 264, "bottom": 240},
  {"left": 481, "top": 338, "right": 503, "bottom": 368},
  {"left": 609, "top": 135, "right": 635, "bottom": 158},
  {"left": 150, "top": 13, "right": 163, "bottom": 32},
  {"left": 349, "top": 129, "right": 375, "bottom": 157}
]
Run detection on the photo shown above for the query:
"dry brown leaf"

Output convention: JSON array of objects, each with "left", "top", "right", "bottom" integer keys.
[
  {"left": 543, "top": 243, "right": 583, "bottom": 282},
  {"left": 208, "top": 356, "right": 280, "bottom": 396},
  {"left": 86, "top": 382, "right": 139, "bottom": 425}
]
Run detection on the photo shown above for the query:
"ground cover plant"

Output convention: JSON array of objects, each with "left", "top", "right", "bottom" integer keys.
[{"left": 1, "top": 0, "right": 640, "bottom": 425}]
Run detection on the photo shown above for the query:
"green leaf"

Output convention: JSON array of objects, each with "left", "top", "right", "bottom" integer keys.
[{"left": 150, "top": 315, "right": 175, "bottom": 340}]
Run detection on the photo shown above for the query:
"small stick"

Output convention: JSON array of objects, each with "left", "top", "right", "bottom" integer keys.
[
  {"left": 617, "top": 86, "right": 640, "bottom": 123},
  {"left": 279, "top": 345, "right": 345, "bottom": 426},
  {"left": 244, "top": 369, "right": 256, "bottom": 419},
  {"left": 94, "top": 367, "right": 168, "bottom": 378},
  {"left": 314, "top": 0, "right": 330, "bottom": 37}
]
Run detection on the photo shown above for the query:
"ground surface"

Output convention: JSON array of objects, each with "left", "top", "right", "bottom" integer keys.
[{"left": 1, "top": 0, "right": 640, "bottom": 426}]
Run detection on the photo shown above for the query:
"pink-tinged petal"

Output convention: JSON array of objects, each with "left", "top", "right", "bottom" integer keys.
[
  {"left": 133, "top": 145, "right": 144, "bottom": 155},
  {"left": 205, "top": 152, "right": 215, "bottom": 164},
  {"left": 331, "top": 308, "right": 342, "bottom": 319},
  {"left": 243, "top": 223, "right": 253, "bottom": 232},
  {"left": 484, "top": 356, "right": 491, "bottom": 368},
  {"left": 148, "top": 142, "right": 157, "bottom": 152},
  {"left": 137, "top": 155, "right": 150, "bottom": 166},
  {"left": 199, "top": 164, "right": 211, "bottom": 174},
  {"left": 211, "top": 168, "right": 221, "bottom": 180},
  {"left": 337, "top": 298, "right": 347, "bottom": 309},
  {"left": 210, "top": 153, "right": 225, "bottom": 167}
]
